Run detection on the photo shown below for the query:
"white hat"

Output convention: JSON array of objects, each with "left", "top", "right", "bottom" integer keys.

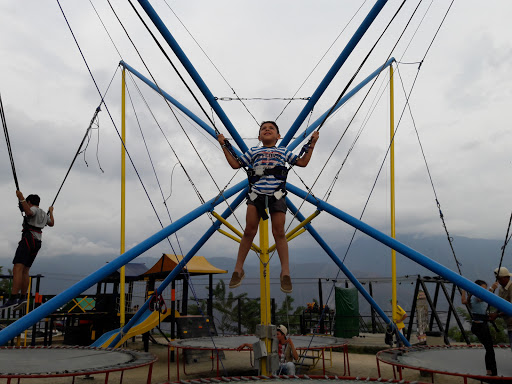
[
  {"left": 494, "top": 267, "right": 512, "bottom": 277},
  {"left": 277, "top": 325, "right": 288, "bottom": 337}
]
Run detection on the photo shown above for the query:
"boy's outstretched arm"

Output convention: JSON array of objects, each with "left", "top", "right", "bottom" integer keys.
[
  {"left": 217, "top": 134, "right": 242, "bottom": 169},
  {"left": 294, "top": 131, "right": 319, "bottom": 167}
]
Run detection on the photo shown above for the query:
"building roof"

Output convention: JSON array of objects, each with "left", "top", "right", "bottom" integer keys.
[
  {"left": 143, "top": 254, "right": 227, "bottom": 278},
  {"left": 102, "top": 262, "right": 148, "bottom": 282}
]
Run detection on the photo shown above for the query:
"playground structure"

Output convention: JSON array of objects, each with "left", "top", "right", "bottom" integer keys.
[{"left": 1, "top": 0, "right": 512, "bottom": 380}]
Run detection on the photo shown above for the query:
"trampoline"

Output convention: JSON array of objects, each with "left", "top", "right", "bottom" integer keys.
[
  {"left": 376, "top": 344, "right": 512, "bottom": 383},
  {"left": 166, "top": 374, "right": 429, "bottom": 384},
  {"left": 169, "top": 335, "right": 349, "bottom": 380},
  {"left": 0, "top": 345, "right": 156, "bottom": 381}
]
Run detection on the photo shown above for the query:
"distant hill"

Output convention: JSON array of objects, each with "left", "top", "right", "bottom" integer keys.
[{"left": 0, "top": 234, "right": 505, "bottom": 314}]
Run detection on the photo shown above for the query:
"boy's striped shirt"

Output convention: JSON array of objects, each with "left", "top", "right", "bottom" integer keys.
[{"left": 240, "top": 146, "right": 297, "bottom": 195}]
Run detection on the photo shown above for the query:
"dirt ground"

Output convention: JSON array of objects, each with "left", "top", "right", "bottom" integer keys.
[{"left": 23, "top": 338, "right": 475, "bottom": 384}]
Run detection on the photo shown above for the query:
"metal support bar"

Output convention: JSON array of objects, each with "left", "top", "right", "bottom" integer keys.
[
  {"left": 285, "top": 197, "right": 409, "bottom": 346},
  {"left": 440, "top": 281, "right": 470, "bottom": 345},
  {"left": 107, "top": 187, "right": 249, "bottom": 347},
  {"left": 120, "top": 60, "right": 243, "bottom": 159},
  {"left": 286, "top": 57, "right": 395, "bottom": 152},
  {"left": 0, "top": 182, "right": 248, "bottom": 346},
  {"left": 285, "top": 182, "right": 512, "bottom": 317},
  {"left": 136, "top": 0, "right": 248, "bottom": 153},
  {"left": 419, "top": 279, "right": 447, "bottom": 344},
  {"left": 280, "top": 0, "right": 390, "bottom": 147}
]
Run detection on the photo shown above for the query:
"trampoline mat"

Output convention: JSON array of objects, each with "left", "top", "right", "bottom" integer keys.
[
  {"left": 0, "top": 346, "right": 156, "bottom": 376},
  {"left": 178, "top": 376, "right": 426, "bottom": 384},
  {"left": 170, "top": 335, "right": 347, "bottom": 350},
  {"left": 379, "top": 346, "right": 512, "bottom": 377}
]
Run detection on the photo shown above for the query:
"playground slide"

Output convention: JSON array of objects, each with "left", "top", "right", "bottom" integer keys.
[{"left": 91, "top": 308, "right": 174, "bottom": 348}]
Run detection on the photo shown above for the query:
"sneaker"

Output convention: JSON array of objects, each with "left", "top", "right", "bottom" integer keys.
[
  {"left": 280, "top": 275, "right": 293, "bottom": 293},
  {"left": 13, "top": 298, "right": 27, "bottom": 311},
  {"left": 229, "top": 270, "right": 245, "bottom": 289},
  {"left": 0, "top": 298, "right": 17, "bottom": 310}
]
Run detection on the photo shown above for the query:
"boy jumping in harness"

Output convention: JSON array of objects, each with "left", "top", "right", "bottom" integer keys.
[
  {"left": 0, "top": 191, "right": 54, "bottom": 310},
  {"left": 217, "top": 121, "right": 319, "bottom": 293}
]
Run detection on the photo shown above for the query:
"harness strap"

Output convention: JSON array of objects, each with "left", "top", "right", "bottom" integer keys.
[
  {"left": 22, "top": 217, "right": 42, "bottom": 234},
  {"left": 250, "top": 194, "right": 273, "bottom": 221}
]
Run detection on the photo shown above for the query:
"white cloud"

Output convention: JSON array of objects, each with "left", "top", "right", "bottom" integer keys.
[{"left": 1, "top": 0, "right": 512, "bottom": 280}]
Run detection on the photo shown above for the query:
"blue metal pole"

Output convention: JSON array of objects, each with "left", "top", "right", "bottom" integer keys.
[
  {"left": 0, "top": 180, "right": 248, "bottom": 346},
  {"left": 136, "top": 0, "right": 248, "bottom": 154},
  {"left": 285, "top": 197, "right": 410, "bottom": 346},
  {"left": 286, "top": 183, "right": 512, "bottom": 316},
  {"left": 108, "top": 187, "right": 249, "bottom": 347},
  {"left": 280, "top": 0, "right": 390, "bottom": 148},
  {"left": 287, "top": 58, "right": 395, "bottom": 152},
  {"left": 120, "top": 60, "right": 243, "bottom": 159}
]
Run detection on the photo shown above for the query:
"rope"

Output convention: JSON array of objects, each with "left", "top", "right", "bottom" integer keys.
[
  {"left": 124, "top": 0, "right": 220, "bottom": 134},
  {"left": 274, "top": 0, "right": 368, "bottom": 122},
  {"left": 311, "top": 0, "right": 409, "bottom": 136},
  {"left": 50, "top": 106, "right": 101, "bottom": 208},
  {"left": 496, "top": 212, "right": 512, "bottom": 279},
  {"left": 217, "top": 97, "right": 310, "bottom": 101},
  {"left": 1, "top": 92, "right": 20, "bottom": 191},
  {"left": 98, "top": 4, "right": 250, "bottom": 372},
  {"left": 50, "top": 64, "right": 118, "bottom": 208},
  {"left": 161, "top": 0, "right": 260, "bottom": 126}
]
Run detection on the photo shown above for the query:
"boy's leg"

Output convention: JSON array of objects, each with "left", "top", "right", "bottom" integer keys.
[
  {"left": 230, "top": 205, "right": 260, "bottom": 288},
  {"left": 271, "top": 211, "right": 289, "bottom": 275},
  {"left": 11, "top": 263, "right": 24, "bottom": 296},
  {"left": 270, "top": 211, "right": 292, "bottom": 293},
  {"left": 21, "top": 266, "right": 31, "bottom": 295}
]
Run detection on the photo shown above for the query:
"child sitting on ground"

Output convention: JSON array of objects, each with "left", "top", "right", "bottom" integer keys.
[{"left": 217, "top": 121, "right": 319, "bottom": 293}]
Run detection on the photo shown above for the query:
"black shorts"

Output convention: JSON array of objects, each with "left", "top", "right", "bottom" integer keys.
[
  {"left": 247, "top": 195, "right": 287, "bottom": 214},
  {"left": 13, "top": 231, "right": 42, "bottom": 268}
]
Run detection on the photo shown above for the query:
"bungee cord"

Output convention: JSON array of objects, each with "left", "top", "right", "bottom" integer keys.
[
  {"left": 54, "top": 2, "right": 240, "bottom": 371},
  {"left": 274, "top": 0, "right": 369, "bottom": 123},
  {"left": 161, "top": 0, "right": 260, "bottom": 126},
  {"left": 91, "top": 2, "right": 253, "bottom": 372},
  {"left": 280, "top": 0, "right": 462, "bottom": 360},
  {"left": 124, "top": 81, "right": 184, "bottom": 256},
  {"left": 1, "top": 91, "right": 20, "bottom": 191},
  {"left": 78, "top": 106, "right": 104, "bottom": 172},
  {"left": 57, "top": 0, "right": 467, "bottom": 366},
  {"left": 269, "top": 0, "right": 420, "bottom": 268}
]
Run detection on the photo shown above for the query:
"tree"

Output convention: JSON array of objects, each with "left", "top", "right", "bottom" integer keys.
[
  {"left": 275, "top": 296, "right": 306, "bottom": 334},
  {"left": 209, "top": 280, "right": 260, "bottom": 335},
  {"left": 0, "top": 266, "right": 12, "bottom": 298},
  {"left": 448, "top": 307, "right": 509, "bottom": 344}
]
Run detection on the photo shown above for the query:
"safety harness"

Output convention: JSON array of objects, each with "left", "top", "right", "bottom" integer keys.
[
  {"left": 22, "top": 217, "right": 43, "bottom": 234},
  {"left": 223, "top": 138, "right": 313, "bottom": 221},
  {"left": 247, "top": 165, "right": 289, "bottom": 220}
]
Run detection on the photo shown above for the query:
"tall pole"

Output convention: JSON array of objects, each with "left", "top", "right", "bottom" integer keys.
[
  {"left": 389, "top": 65, "right": 397, "bottom": 327},
  {"left": 120, "top": 68, "right": 127, "bottom": 327},
  {"left": 259, "top": 217, "right": 271, "bottom": 374},
  {"left": 280, "top": 0, "right": 390, "bottom": 147},
  {"left": 136, "top": 0, "right": 248, "bottom": 153}
]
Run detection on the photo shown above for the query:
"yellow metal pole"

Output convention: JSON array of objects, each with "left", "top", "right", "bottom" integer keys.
[
  {"left": 389, "top": 64, "right": 397, "bottom": 324},
  {"left": 285, "top": 210, "right": 319, "bottom": 239},
  {"left": 216, "top": 229, "right": 262, "bottom": 253},
  {"left": 259, "top": 215, "right": 271, "bottom": 374},
  {"left": 23, "top": 277, "right": 32, "bottom": 346},
  {"left": 120, "top": 68, "right": 126, "bottom": 327}
]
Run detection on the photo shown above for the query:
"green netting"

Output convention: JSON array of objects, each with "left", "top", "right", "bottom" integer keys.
[{"left": 334, "top": 287, "right": 359, "bottom": 338}]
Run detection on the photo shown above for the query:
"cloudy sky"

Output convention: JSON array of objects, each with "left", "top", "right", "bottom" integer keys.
[{"left": 1, "top": 0, "right": 512, "bottom": 287}]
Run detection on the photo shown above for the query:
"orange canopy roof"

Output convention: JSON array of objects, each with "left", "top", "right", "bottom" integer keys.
[{"left": 143, "top": 254, "right": 227, "bottom": 277}]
